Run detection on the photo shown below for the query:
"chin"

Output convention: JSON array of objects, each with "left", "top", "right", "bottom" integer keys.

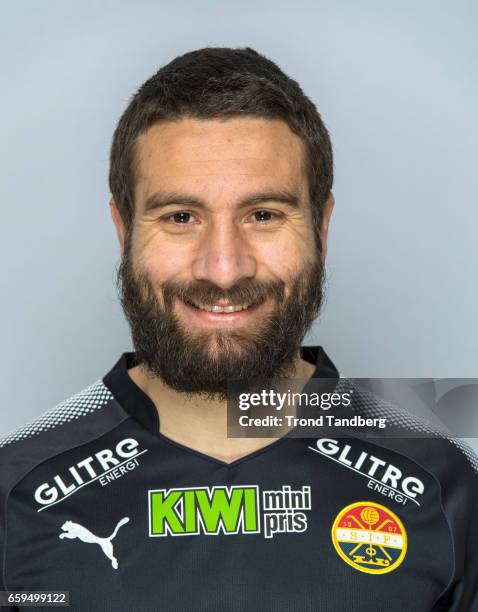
[{"left": 202, "top": 332, "right": 249, "bottom": 355}]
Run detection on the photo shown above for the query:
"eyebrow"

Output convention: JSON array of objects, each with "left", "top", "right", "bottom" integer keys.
[{"left": 142, "top": 188, "right": 301, "bottom": 215}]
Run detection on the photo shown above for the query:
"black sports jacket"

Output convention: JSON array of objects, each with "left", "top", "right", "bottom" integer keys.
[{"left": 0, "top": 347, "right": 477, "bottom": 611}]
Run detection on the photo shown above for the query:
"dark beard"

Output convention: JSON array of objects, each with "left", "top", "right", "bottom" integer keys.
[{"left": 116, "top": 236, "right": 326, "bottom": 401}]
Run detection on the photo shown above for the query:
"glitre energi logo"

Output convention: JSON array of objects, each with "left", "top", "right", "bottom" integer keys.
[
  {"left": 309, "top": 438, "right": 425, "bottom": 507},
  {"left": 34, "top": 438, "right": 148, "bottom": 511}
]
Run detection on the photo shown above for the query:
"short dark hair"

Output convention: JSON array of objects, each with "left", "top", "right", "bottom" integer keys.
[{"left": 109, "top": 47, "right": 333, "bottom": 248}]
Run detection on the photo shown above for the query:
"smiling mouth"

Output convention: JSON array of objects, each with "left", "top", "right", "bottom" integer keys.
[{"left": 182, "top": 298, "right": 265, "bottom": 313}]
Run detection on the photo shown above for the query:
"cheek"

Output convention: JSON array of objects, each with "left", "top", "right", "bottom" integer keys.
[
  {"left": 134, "top": 235, "right": 192, "bottom": 285},
  {"left": 254, "top": 236, "right": 314, "bottom": 279}
]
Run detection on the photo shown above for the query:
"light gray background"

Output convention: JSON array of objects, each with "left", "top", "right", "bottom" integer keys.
[{"left": 1, "top": 1, "right": 477, "bottom": 450}]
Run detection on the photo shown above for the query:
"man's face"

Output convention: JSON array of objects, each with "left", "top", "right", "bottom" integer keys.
[{"left": 111, "top": 118, "right": 333, "bottom": 400}]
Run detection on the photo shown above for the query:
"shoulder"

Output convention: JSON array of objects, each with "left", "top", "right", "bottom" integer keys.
[
  {"left": 340, "top": 378, "right": 478, "bottom": 482},
  {"left": 0, "top": 379, "right": 112, "bottom": 450},
  {"left": 0, "top": 378, "right": 125, "bottom": 496},
  {"left": 330, "top": 378, "right": 478, "bottom": 521}
]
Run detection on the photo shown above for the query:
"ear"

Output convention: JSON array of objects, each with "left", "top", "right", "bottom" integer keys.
[
  {"left": 109, "top": 198, "right": 126, "bottom": 256},
  {"left": 319, "top": 193, "right": 335, "bottom": 260}
]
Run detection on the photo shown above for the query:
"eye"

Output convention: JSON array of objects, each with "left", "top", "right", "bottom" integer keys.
[
  {"left": 158, "top": 210, "right": 199, "bottom": 233},
  {"left": 159, "top": 211, "right": 200, "bottom": 227},
  {"left": 248, "top": 210, "right": 282, "bottom": 224},
  {"left": 165, "top": 212, "right": 196, "bottom": 224}
]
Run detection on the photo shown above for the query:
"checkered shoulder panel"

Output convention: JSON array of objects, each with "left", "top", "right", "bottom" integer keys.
[
  {"left": 0, "top": 380, "right": 113, "bottom": 448},
  {"left": 336, "top": 379, "right": 478, "bottom": 474}
]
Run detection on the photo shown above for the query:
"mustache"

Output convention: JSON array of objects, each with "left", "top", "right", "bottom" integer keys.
[{"left": 161, "top": 278, "right": 286, "bottom": 307}]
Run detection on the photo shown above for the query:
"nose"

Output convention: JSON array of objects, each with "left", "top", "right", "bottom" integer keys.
[{"left": 191, "top": 219, "right": 257, "bottom": 289}]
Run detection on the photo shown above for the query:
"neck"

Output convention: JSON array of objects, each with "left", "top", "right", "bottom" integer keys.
[{"left": 127, "top": 353, "right": 317, "bottom": 464}]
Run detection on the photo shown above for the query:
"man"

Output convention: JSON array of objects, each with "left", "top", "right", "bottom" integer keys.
[{"left": 0, "top": 47, "right": 476, "bottom": 611}]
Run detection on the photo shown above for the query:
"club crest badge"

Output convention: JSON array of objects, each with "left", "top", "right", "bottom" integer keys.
[{"left": 331, "top": 501, "right": 407, "bottom": 574}]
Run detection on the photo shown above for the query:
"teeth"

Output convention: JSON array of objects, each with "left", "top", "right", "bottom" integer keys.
[
  {"left": 189, "top": 301, "right": 253, "bottom": 313},
  {"left": 211, "top": 304, "right": 246, "bottom": 313}
]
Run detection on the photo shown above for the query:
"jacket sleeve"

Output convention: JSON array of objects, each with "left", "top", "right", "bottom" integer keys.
[
  {"left": 0, "top": 505, "right": 18, "bottom": 612},
  {"left": 431, "top": 441, "right": 478, "bottom": 611}
]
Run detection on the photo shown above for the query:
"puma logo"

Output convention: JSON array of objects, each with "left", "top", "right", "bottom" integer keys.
[{"left": 59, "top": 517, "right": 130, "bottom": 569}]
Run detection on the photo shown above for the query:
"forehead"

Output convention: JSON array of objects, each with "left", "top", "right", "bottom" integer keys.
[{"left": 134, "top": 117, "right": 308, "bottom": 206}]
